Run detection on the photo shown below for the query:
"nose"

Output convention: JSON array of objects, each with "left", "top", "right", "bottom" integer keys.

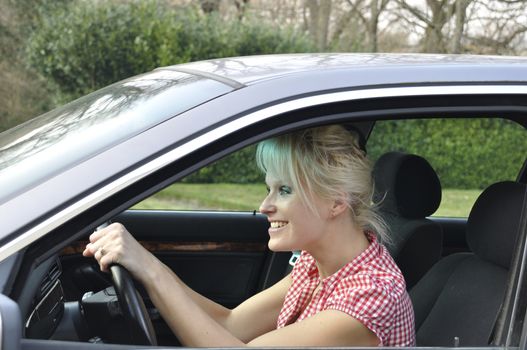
[{"left": 259, "top": 194, "right": 276, "bottom": 215}]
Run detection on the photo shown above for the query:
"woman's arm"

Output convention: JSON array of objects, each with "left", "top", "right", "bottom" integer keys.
[
  {"left": 249, "top": 309, "right": 379, "bottom": 346},
  {"left": 146, "top": 261, "right": 292, "bottom": 346}
]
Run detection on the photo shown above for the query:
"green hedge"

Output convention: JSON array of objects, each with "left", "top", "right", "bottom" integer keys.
[
  {"left": 183, "top": 145, "right": 263, "bottom": 184},
  {"left": 368, "top": 118, "right": 526, "bottom": 189},
  {"left": 26, "top": 1, "right": 314, "bottom": 102}
]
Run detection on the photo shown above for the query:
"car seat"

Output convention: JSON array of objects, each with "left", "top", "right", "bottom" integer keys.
[
  {"left": 410, "top": 181, "right": 526, "bottom": 346},
  {"left": 373, "top": 151, "right": 443, "bottom": 289}
]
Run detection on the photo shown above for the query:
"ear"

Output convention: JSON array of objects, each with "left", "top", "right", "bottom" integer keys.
[{"left": 330, "top": 197, "right": 349, "bottom": 218}]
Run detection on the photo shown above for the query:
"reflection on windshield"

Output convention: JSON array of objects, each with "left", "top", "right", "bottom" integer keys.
[
  {"left": 0, "top": 71, "right": 199, "bottom": 169},
  {"left": 0, "top": 70, "right": 232, "bottom": 200}
]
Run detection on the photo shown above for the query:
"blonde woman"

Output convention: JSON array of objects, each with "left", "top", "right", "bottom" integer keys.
[{"left": 84, "top": 125, "right": 415, "bottom": 347}]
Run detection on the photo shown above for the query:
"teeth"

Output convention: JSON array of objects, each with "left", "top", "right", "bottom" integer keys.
[{"left": 271, "top": 221, "right": 288, "bottom": 228}]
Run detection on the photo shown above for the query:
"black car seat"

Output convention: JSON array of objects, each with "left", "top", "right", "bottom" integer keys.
[
  {"left": 373, "top": 151, "right": 443, "bottom": 289},
  {"left": 410, "top": 181, "right": 526, "bottom": 346}
]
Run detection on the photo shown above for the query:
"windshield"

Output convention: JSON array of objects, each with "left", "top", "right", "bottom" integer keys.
[{"left": 0, "top": 69, "right": 232, "bottom": 201}]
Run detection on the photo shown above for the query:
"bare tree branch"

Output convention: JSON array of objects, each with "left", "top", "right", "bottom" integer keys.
[{"left": 395, "top": 0, "right": 432, "bottom": 25}]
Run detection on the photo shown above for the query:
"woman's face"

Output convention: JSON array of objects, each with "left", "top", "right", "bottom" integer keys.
[{"left": 259, "top": 173, "right": 333, "bottom": 252}]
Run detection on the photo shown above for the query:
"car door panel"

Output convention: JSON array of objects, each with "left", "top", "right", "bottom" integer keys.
[
  {"left": 118, "top": 210, "right": 272, "bottom": 308},
  {"left": 60, "top": 210, "right": 274, "bottom": 308}
]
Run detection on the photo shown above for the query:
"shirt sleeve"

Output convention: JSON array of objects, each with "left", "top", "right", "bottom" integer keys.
[{"left": 324, "top": 273, "right": 400, "bottom": 345}]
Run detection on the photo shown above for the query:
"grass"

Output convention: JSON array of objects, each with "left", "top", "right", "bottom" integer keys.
[
  {"left": 133, "top": 183, "right": 482, "bottom": 218},
  {"left": 133, "top": 183, "right": 267, "bottom": 211},
  {"left": 434, "top": 188, "right": 481, "bottom": 218}
]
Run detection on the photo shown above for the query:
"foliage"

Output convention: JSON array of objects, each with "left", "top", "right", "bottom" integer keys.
[
  {"left": 183, "top": 146, "right": 264, "bottom": 184},
  {"left": 26, "top": 0, "right": 314, "bottom": 103},
  {"left": 0, "top": 62, "right": 53, "bottom": 132},
  {"left": 367, "top": 118, "right": 526, "bottom": 189},
  {"left": 0, "top": 0, "right": 70, "bottom": 132}
]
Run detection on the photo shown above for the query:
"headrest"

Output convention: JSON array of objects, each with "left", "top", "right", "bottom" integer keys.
[
  {"left": 467, "top": 181, "right": 526, "bottom": 268},
  {"left": 373, "top": 152, "right": 442, "bottom": 218}
]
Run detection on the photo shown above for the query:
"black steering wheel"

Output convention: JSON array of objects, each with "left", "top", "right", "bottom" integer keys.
[{"left": 110, "top": 264, "right": 157, "bottom": 346}]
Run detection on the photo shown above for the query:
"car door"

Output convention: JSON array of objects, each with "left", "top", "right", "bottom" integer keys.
[
  {"left": 59, "top": 115, "right": 526, "bottom": 345},
  {"left": 6, "top": 87, "right": 527, "bottom": 350}
]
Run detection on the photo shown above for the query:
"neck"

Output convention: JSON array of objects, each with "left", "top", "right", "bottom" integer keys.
[{"left": 308, "top": 213, "right": 370, "bottom": 279}]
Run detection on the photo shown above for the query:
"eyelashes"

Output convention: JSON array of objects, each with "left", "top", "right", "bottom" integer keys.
[
  {"left": 265, "top": 185, "right": 293, "bottom": 196},
  {"left": 279, "top": 185, "right": 292, "bottom": 195}
]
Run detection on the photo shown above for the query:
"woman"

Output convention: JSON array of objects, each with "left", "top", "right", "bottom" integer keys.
[{"left": 83, "top": 125, "right": 415, "bottom": 347}]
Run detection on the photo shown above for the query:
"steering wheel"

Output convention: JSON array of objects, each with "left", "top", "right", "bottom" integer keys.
[{"left": 110, "top": 264, "right": 157, "bottom": 346}]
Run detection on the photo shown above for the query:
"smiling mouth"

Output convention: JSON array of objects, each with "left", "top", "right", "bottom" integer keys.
[{"left": 270, "top": 221, "right": 288, "bottom": 228}]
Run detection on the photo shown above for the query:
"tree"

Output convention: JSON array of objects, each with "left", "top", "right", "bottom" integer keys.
[
  {"left": 393, "top": 0, "right": 527, "bottom": 54},
  {"left": 306, "top": 0, "right": 333, "bottom": 50},
  {"left": 451, "top": 0, "right": 471, "bottom": 53},
  {"left": 394, "top": 0, "right": 473, "bottom": 53},
  {"left": 342, "top": 0, "right": 391, "bottom": 52},
  {"left": 26, "top": 0, "right": 314, "bottom": 102},
  {"left": 0, "top": 0, "right": 64, "bottom": 131},
  {"left": 465, "top": 0, "right": 527, "bottom": 54}
]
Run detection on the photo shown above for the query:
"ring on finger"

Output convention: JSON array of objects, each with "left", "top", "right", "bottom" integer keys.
[{"left": 98, "top": 247, "right": 105, "bottom": 256}]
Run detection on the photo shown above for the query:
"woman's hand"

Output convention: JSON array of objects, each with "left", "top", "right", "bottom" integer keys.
[{"left": 82, "top": 223, "right": 155, "bottom": 283}]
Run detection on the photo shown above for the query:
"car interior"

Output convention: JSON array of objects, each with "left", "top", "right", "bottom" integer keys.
[
  {"left": 411, "top": 180, "right": 526, "bottom": 346},
  {"left": 372, "top": 151, "right": 443, "bottom": 290},
  {"left": 7, "top": 105, "right": 527, "bottom": 349}
]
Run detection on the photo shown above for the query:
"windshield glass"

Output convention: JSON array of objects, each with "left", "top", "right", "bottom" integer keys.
[{"left": 0, "top": 69, "right": 232, "bottom": 200}]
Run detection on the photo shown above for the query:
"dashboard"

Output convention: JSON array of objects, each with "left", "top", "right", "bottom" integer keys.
[
  {"left": 20, "top": 255, "right": 139, "bottom": 344},
  {"left": 24, "top": 257, "right": 65, "bottom": 339}
]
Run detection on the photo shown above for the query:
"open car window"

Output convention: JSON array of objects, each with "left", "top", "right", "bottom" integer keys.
[{"left": 135, "top": 117, "right": 527, "bottom": 218}]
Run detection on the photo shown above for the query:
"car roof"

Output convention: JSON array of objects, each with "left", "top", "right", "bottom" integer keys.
[{"left": 162, "top": 53, "right": 527, "bottom": 85}]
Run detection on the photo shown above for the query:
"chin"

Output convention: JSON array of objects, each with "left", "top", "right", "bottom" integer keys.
[{"left": 268, "top": 240, "right": 292, "bottom": 252}]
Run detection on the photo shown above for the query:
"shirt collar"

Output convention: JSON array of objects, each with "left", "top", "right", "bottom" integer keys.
[{"left": 301, "top": 232, "right": 381, "bottom": 287}]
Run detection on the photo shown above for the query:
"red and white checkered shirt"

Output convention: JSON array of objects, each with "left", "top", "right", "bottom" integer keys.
[{"left": 277, "top": 233, "right": 415, "bottom": 347}]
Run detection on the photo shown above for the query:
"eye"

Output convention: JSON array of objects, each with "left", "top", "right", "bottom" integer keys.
[
  {"left": 279, "top": 185, "right": 292, "bottom": 195},
  {"left": 266, "top": 186, "right": 270, "bottom": 194}
]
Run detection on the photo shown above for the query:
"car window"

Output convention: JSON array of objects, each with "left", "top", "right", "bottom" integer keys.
[
  {"left": 134, "top": 144, "right": 266, "bottom": 211},
  {"left": 135, "top": 117, "right": 526, "bottom": 216},
  {"left": 367, "top": 118, "right": 526, "bottom": 217}
]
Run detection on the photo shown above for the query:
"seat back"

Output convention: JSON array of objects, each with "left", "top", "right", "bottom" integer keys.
[
  {"left": 410, "top": 181, "right": 526, "bottom": 346},
  {"left": 373, "top": 151, "right": 443, "bottom": 288}
]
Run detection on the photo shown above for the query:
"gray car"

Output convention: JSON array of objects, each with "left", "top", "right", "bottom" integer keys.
[{"left": 1, "top": 53, "right": 527, "bottom": 350}]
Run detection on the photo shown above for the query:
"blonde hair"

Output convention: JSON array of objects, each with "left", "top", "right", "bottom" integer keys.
[{"left": 256, "top": 125, "right": 389, "bottom": 244}]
